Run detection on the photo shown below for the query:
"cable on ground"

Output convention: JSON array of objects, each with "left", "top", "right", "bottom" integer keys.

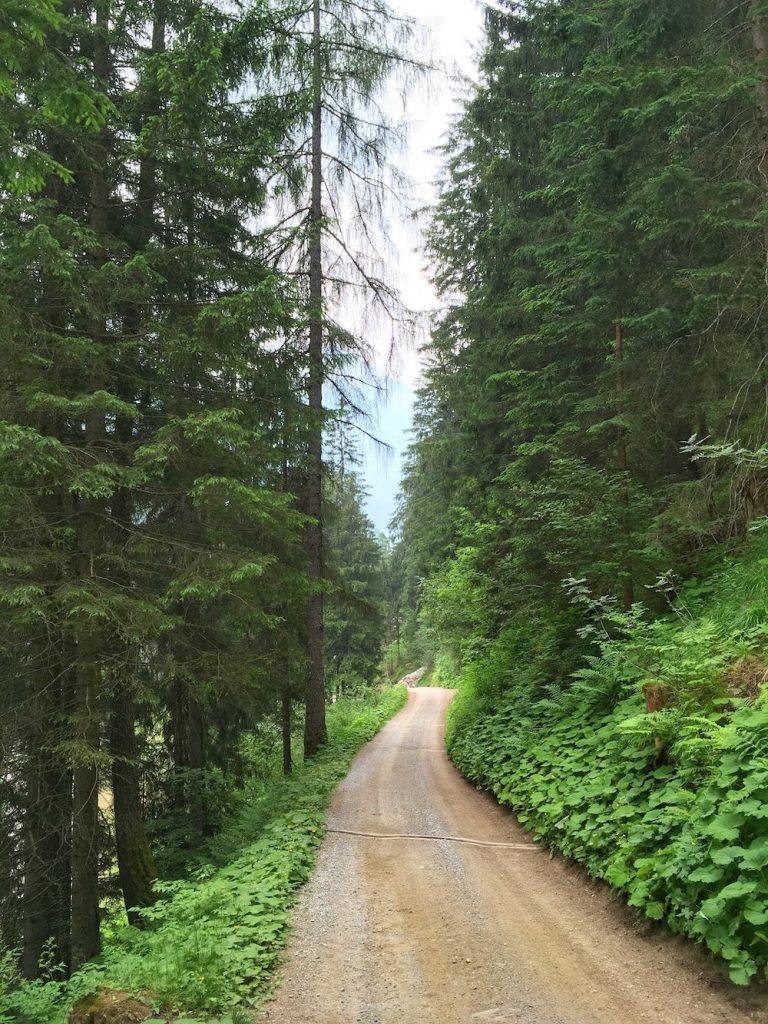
[{"left": 324, "top": 827, "right": 541, "bottom": 851}]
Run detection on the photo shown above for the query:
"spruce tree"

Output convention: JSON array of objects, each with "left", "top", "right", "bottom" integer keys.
[
  {"left": 0, "top": 0, "right": 310, "bottom": 974},
  {"left": 397, "top": 0, "right": 768, "bottom": 683}
]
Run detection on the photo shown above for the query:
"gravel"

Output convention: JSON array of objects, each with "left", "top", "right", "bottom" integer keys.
[{"left": 260, "top": 689, "right": 767, "bottom": 1024}]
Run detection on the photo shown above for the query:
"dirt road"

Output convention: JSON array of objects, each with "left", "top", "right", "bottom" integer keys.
[{"left": 262, "top": 688, "right": 766, "bottom": 1024}]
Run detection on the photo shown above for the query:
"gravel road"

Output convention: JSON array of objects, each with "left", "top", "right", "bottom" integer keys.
[{"left": 261, "top": 688, "right": 767, "bottom": 1024}]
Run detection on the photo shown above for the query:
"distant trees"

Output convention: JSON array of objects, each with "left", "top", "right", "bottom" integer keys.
[{"left": 325, "top": 448, "right": 386, "bottom": 695}]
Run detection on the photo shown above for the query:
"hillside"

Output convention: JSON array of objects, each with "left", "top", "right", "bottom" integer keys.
[{"left": 446, "top": 536, "right": 768, "bottom": 985}]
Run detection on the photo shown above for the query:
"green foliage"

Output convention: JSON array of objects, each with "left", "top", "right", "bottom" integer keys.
[
  {"left": 0, "top": 0, "right": 316, "bottom": 969},
  {"left": 393, "top": 4, "right": 768, "bottom": 986},
  {"left": 427, "top": 652, "right": 458, "bottom": 689},
  {"left": 447, "top": 537, "right": 768, "bottom": 986},
  {"left": 0, "top": 0, "right": 109, "bottom": 190},
  {"left": 325, "top": 448, "right": 387, "bottom": 695},
  {"left": 393, "top": 0, "right": 768, "bottom": 681},
  {"left": 0, "top": 687, "right": 407, "bottom": 1023}
]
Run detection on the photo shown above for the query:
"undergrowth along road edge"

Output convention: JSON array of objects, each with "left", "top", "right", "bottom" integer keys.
[{"left": 1, "top": 685, "right": 408, "bottom": 1024}]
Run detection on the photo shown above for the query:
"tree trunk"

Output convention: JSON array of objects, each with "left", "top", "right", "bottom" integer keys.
[
  {"left": 22, "top": 90, "right": 75, "bottom": 978},
  {"left": 71, "top": 0, "right": 111, "bottom": 968},
  {"left": 55, "top": 638, "right": 76, "bottom": 973},
  {"left": 22, "top": 640, "right": 71, "bottom": 978},
  {"left": 304, "top": 0, "right": 327, "bottom": 757},
  {"left": 614, "top": 320, "right": 634, "bottom": 612},
  {"left": 70, "top": 631, "right": 101, "bottom": 970},
  {"left": 282, "top": 687, "right": 292, "bottom": 776},
  {"left": 136, "top": 2, "right": 165, "bottom": 239},
  {"left": 22, "top": 474, "right": 73, "bottom": 977},
  {"left": 169, "top": 675, "right": 208, "bottom": 838},
  {"left": 753, "top": 0, "right": 768, "bottom": 246},
  {"left": 750, "top": 2, "right": 768, "bottom": 529},
  {"left": 71, "top": 414, "right": 104, "bottom": 967},
  {"left": 107, "top": 0, "right": 164, "bottom": 927},
  {"left": 110, "top": 685, "right": 157, "bottom": 924}
]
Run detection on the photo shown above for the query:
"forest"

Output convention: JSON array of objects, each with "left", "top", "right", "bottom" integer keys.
[
  {"left": 4, "top": 0, "right": 768, "bottom": 1021},
  {"left": 0, "top": 0, "right": 411, "bottom": 1019},
  {"left": 394, "top": 0, "right": 768, "bottom": 995}
]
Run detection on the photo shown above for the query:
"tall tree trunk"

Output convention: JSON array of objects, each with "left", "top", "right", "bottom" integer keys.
[
  {"left": 55, "top": 644, "right": 75, "bottom": 973},
  {"left": 279, "top": 445, "right": 294, "bottom": 777},
  {"left": 22, "top": 635, "right": 71, "bottom": 977},
  {"left": 108, "top": 0, "right": 164, "bottom": 926},
  {"left": 136, "top": 2, "right": 165, "bottom": 242},
  {"left": 169, "top": 674, "right": 208, "bottom": 838},
  {"left": 21, "top": 88, "right": 76, "bottom": 978},
  {"left": 23, "top": 354, "right": 72, "bottom": 976},
  {"left": 304, "top": 0, "right": 327, "bottom": 757},
  {"left": 110, "top": 685, "right": 156, "bottom": 924},
  {"left": 615, "top": 320, "right": 634, "bottom": 612},
  {"left": 749, "top": 1, "right": 768, "bottom": 526},
  {"left": 753, "top": 0, "right": 768, "bottom": 252},
  {"left": 71, "top": 0, "right": 110, "bottom": 968},
  {"left": 23, "top": 765, "right": 72, "bottom": 979},
  {"left": 282, "top": 686, "right": 292, "bottom": 776},
  {"left": 70, "top": 624, "right": 102, "bottom": 970}
]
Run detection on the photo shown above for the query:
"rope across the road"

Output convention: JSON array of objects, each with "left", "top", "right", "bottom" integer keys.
[{"left": 325, "top": 826, "right": 541, "bottom": 851}]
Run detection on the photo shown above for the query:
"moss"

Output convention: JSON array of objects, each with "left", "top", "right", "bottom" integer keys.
[{"left": 68, "top": 990, "right": 153, "bottom": 1024}]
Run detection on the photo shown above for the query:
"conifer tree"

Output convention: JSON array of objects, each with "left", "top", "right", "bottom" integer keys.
[
  {"left": 0, "top": 0, "right": 310, "bottom": 975},
  {"left": 273, "top": 0, "right": 421, "bottom": 754},
  {"left": 397, "top": 0, "right": 768, "bottom": 682},
  {"left": 325, "top": 433, "right": 385, "bottom": 694}
]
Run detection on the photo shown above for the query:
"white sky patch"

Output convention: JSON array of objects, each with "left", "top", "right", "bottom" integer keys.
[{"left": 359, "top": 0, "right": 484, "bottom": 533}]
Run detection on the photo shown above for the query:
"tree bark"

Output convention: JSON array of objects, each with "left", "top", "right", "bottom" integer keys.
[
  {"left": 304, "top": 0, "right": 327, "bottom": 757},
  {"left": 70, "top": 634, "right": 101, "bottom": 970},
  {"left": 107, "top": 0, "right": 164, "bottom": 926},
  {"left": 21, "top": 69, "right": 75, "bottom": 977},
  {"left": 753, "top": 0, "right": 768, "bottom": 233},
  {"left": 22, "top": 384, "right": 72, "bottom": 975},
  {"left": 110, "top": 685, "right": 156, "bottom": 924},
  {"left": 22, "top": 638, "right": 72, "bottom": 978},
  {"left": 71, "top": 0, "right": 111, "bottom": 968},
  {"left": 169, "top": 674, "right": 208, "bottom": 838},
  {"left": 614, "top": 320, "right": 634, "bottom": 612},
  {"left": 282, "top": 687, "right": 292, "bottom": 776}
]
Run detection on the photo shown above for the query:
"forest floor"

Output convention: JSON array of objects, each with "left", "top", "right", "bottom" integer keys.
[{"left": 260, "top": 688, "right": 768, "bottom": 1024}]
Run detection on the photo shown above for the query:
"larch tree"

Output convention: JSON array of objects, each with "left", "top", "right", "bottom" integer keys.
[{"left": 271, "top": 0, "right": 423, "bottom": 755}]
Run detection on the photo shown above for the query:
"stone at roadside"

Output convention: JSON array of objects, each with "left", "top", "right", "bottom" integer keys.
[{"left": 399, "top": 667, "right": 426, "bottom": 688}]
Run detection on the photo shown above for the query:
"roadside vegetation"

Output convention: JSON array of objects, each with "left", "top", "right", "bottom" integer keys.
[
  {"left": 0, "top": 686, "right": 406, "bottom": 1023},
  {"left": 446, "top": 541, "right": 768, "bottom": 985}
]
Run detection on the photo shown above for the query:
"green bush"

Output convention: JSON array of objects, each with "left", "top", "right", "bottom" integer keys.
[
  {"left": 447, "top": 539, "right": 768, "bottom": 986},
  {"left": 1, "top": 686, "right": 407, "bottom": 1024}
]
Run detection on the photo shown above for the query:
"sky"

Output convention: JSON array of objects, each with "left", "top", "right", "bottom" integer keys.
[{"left": 356, "top": 0, "right": 485, "bottom": 534}]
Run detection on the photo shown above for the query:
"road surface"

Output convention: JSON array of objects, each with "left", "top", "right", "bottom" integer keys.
[{"left": 262, "top": 688, "right": 766, "bottom": 1024}]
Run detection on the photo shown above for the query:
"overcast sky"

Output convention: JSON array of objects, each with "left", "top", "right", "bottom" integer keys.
[{"left": 358, "top": 0, "right": 485, "bottom": 533}]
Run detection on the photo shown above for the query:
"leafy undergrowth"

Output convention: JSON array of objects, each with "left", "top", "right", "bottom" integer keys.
[
  {"left": 446, "top": 536, "right": 768, "bottom": 986},
  {"left": 1, "top": 686, "right": 407, "bottom": 1024}
]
